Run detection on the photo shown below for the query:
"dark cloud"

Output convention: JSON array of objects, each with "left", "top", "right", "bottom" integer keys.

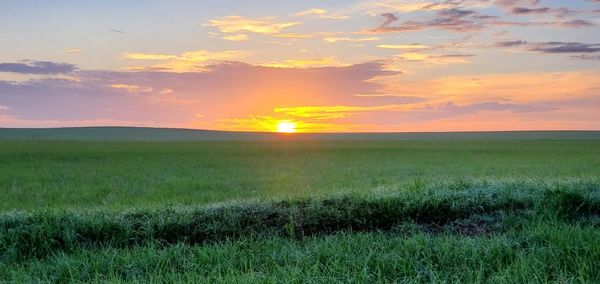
[
  {"left": 370, "top": 9, "right": 491, "bottom": 33},
  {"left": 379, "top": 13, "right": 398, "bottom": 27},
  {"left": 531, "top": 42, "right": 600, "bottom": 53},
  {"left": 495, "top": 0, "right": 541, "bottom": 8},
  {"left": 511, "top": 7, "right": 551, "bottom": 14},
  {"left": 0, "top": 61, "right": 76, "bottom": 75},
  {"left": 108, "top": 29, "right": 125, "bottom": 34},
  {"left": 367, "top": 0, "right": 595, "bottom": 34},
  {"left": 495, "top": 40, "right": 600, "bottom": 55},
  {"left": 495, "top": 40, "right": 528, "bottom": 47}
]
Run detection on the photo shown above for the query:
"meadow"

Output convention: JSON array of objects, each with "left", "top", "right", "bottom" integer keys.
[{"left": 1, "top": 130, "right": 600, "bottom": 282}]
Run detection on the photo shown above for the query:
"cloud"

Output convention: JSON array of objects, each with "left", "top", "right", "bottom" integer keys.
[
  {"left": 205, "top": 15, "right": 300, "bottom": 35},
  {"left": 368, "top": 9, "right": 492, "bottom": 33},
  {"left": 531, "top": 42, "right": 600, "bottom": 53},
  {"left": 324, "top": 37, "right": 380, "bottom": 43},
  {"left": 0, "top": 61, "right": 400, "bottom": 130},
  {"left": 108, "top": 29, "right": 125, "bottom": 34},
  {"left": 214, "top": 115, "right": 356, "bottom": 132},
  {"left": 356, "top": 0, "right": 460, "bottom": 14},
  {"left": 294, "top": 8, "right": 348, "bottom": 19},
  {"left": 424, "top": 101, "right": 553, "bottom": 114},
  {"left": 1, "top": 63, "right": 598, "bottom": 132},
  {"left": 0, "top": 61, "right": 77, "bottom": 75},
  {"left": 495, "top": 0, "right": 540, "bottom": 8},
  {"left": 492, "top": 19, "right": 594, "bottom": 28},
  {"left": 110, "top": 84, "right": 153, "bottom": 93},
  {"left": 274, "top": 104, "right": 406, "bottom": 119},
  {"left": 294, "top": 8, "right": 326, "bottom": 16},
  {"left": 366, "top": 5, "right": 594, "bottom": 34},
  {"left": 271, "top": 33, "right": 314, "bottom": 39},
  {"left": 258, "top": 57, "right": 343, "bottom": 68},
  {"left": 378, "top": 44, "right": 431, "bottom": 50},
  {"left": 495, "top": 40, "right": 528, "bottom": 47},
  {"left": 63, "top": 49, "right": 81, "bottom": 53},
  {"left": 495, "top": 41, "right": 600, "bottom": 53},
  {"left": 122, "top": 53, "right": 178, "bottom": 60},
  {"left": 122, "top": 50, "right": 249, "bottom": 72},
  {"left": 397, "top": 53, "right": 474, "bottom": 64},
  {"left": 510, "top": 7, "right": 551, "bottom": 14},
  {"left": 222, "top": 34, "right": 249, "bottom": 41}
]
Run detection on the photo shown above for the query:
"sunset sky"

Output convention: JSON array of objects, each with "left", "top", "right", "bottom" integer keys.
[{"left": 1, "top": 0, "right": 599, "bottom": 132}]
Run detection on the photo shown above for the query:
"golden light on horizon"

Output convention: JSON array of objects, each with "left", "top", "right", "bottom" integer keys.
[{"left": 276, "top": 120, "right": 296, "bottom": 133}]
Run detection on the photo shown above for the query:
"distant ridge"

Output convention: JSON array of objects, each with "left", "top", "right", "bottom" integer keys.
[{"left": 0, "top": 127, "right": 599, "bottom": 141}]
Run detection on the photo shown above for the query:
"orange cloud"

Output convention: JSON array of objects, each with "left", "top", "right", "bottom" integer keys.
[
  {"left": 214, "top": 115, "right": 360, "bottom": 133},
  {"left": 205, "top": 15, "right": 300, "bottom": 35},
  {"left": 259, "top": 57, "right": 342, "bottom": 68},
  {"left": 122, "top": 53, "right": 178, "bottom": 60},
  {"left": 274, "top": 105, "right": 408, "bottom": 119},
  {"left": 122, "top": 50, "right": 249, "bottom": 72},
  {"left": 376, "top": 71, "right": 600, "bottom": 106}
]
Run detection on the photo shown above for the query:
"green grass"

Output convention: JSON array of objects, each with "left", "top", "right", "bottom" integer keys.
[
  {"left": 1, "top": 140, "right": 599, "bottom": 211},
  {"left": 2, "top": 181, "right": 600, "bottom": 282},
  {"left": 2, "top": 127, "right": 599, "bottom": 141},
  {"left": 5, "top": 225, "right": 600, "bottom": 283},
  {"left": 1, "top": 133, "right": 600, "bottom": 282}
]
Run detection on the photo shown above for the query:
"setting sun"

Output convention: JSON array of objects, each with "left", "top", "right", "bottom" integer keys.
[{"left": 276, "top": 121, "right": 296, "bottom": 133}]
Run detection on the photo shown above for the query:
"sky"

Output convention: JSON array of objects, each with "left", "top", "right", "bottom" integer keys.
[{"left": 0, "top": 0, "right": 599, "bottom": 132}]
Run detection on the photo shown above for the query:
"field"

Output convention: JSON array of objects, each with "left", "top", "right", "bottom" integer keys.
[{"left": 1, "top": 129, "right": 600, "bottom": 282}]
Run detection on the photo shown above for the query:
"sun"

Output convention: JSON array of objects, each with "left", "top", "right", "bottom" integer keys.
[{"left": 276, "top": 121, "right": 296, "bottom": 133}]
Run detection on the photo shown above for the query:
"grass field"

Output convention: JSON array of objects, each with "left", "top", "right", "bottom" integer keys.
[{"left": 1, "top": 129, "right": 600, "bottom": 282}]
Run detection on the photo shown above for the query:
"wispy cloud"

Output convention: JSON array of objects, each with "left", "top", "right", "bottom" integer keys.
[
  {"left": 259, "top": 57, "right": 342, "bottom": 68},
  {"left": 367, "top": 9, "right": 492, "bottom": 33},
  {"left": 294, "top": 8, "right": 348, "bottom": 19},
  {"left": 63, "top": 49, "right": 81, "bottom": 53},
  {"left": 495, "top": 40, "right": 600, "bottom": 53},
  {"left": 365, "top": 4, "right": 595, "bottom": 34},
  {"left": 122, "top": 50, "right": 249, "bottom": 72},
  {"left": 378, "top": 44, "right": 431, "bottom": 50},
  {"left": 397, "top": 53, "right": 474, "bottom": 64},
  {"left": 110, "top": 84, "right": 153, "bottom": 93},
  {"left": 205, "top": 15, "right": 300, "bottom": 35},
  {"left": 295, "top": 8, "right": 327, "bottom": 17},
  {"left": 222, "top": 34, "right": 249, "bottom": 41},
  {"left": 274, "top": 104, "right": 407, "bottom": 119},
  {"left": 324, "top": 37, "right": 380, "bottom": 43},
  {"left": 0, "top": 61, "right": 77, "bottom": 75}
]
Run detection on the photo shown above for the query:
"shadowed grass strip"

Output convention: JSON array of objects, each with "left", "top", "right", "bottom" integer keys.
[{"left": 1, "top": 181, "right": 599, "bottom": 263}]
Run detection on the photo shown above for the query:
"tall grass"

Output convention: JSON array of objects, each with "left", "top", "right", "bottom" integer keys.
[{"left": 2, "top": 180, "right": 598, "bottom": 264}]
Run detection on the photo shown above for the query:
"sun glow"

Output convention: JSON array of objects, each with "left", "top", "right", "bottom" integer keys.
[{"left": 276, "top": 120, "right": 296, "bottom": 133}]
